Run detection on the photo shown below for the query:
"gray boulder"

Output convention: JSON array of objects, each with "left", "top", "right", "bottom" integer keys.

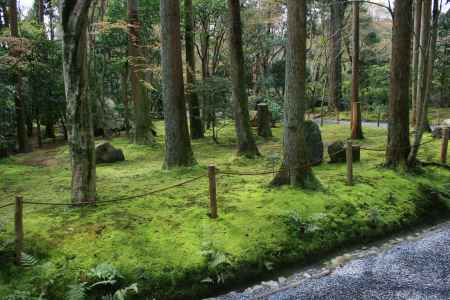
[
  {"left": 304, "top": 120, "right": 323, "bottom": 165},
  {"left": 95, "top": 142, "right": 125, "bottom": 164},
  {"left": 328, "top": 141, "right": 346, "bottom": 163},
  {"left": 328, "top": 140, "right": 360, "bottom": 163},
  {"left": 432, "top": 127, "right": 449, "bottom": 139}
]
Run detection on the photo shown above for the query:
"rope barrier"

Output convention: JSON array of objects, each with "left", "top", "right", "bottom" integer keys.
[
  {"left": 20, "top": 174, "right": 206, "bottom": 208},
  {"left": 0, "top": 202, "right": 15, "bottom": 209}
]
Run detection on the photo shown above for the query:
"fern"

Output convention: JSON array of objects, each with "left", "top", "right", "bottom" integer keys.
[
  {"left": 66, "top": 283, "right": 87, "bottom": 300},
  {"left": 88, "top": 263, "right": 123, "bottom": 282},
  {"left": 113, "top": 283, "right": 138, "bottom": 300},
  {"left": 20, "top": 252, "right": 39, "bottom": 267}
]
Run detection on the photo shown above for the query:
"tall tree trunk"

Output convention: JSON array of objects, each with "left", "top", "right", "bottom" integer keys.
[
  {"left": 411, "top": 0, "right": 422, "bottom": 127},
  {"left": 227, "top": 0, "right": 260, "bottom": 158},
  {"left": 386, "top": 0, "right": 412, "bottom": 169},
  {"left": 184, "top": 0, "right": 203, "bottom": 139},
  {"left": 271, "top": 0, "right": 315, "bottom": 187},
  {"left": 9, "top": 0, "right": 31, "bottom": 153},
  {"left": 128, "top": 0, "right": 153, "bottom": 145},
  {"left": 328, "top": 0, "right": 345, "bottom": 114},
  {"left": 351, "top": 2, "right": 364, "bottom": 140},
  {"left": 160, "top": 0, "right": 195, "bottom": 168},
  {"left": 61, "top": 0, "right": 96, "bottom": 204},
  {"left": 409, "top": 0, "right": 438, "bottom": 166}
]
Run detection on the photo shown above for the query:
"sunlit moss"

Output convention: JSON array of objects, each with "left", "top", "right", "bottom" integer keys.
[{"left": 0, "top": 122, "right": 448, "bottom": 299}]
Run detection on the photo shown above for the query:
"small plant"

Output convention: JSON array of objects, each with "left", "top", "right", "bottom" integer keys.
[
  {"left": 200, "top": 242, "right": 233, "bottom": 284},
  {"left": 368, "top": 208, "right": 381, "bottom": 227},
  {"left": 282, "top": 211, "right": 321, "bottom": 237},
  {"left": 20, "top": 252, "right": 39, "bottom": 267},
  {"left": 66, "top": 263, "right": 138, "bottom": 300}
]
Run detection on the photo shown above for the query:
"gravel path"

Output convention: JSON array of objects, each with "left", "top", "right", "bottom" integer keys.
[{"left": 215, "top": 221, "right": 450, "bottom": 300}]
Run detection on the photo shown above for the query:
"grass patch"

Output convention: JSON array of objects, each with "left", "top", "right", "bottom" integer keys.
[{"left": 0, "top": 122, "right": 449, "bottom": 299}]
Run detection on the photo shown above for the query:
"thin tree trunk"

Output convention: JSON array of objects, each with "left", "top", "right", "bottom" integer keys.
[
  {"left": 386, "top": 0, "right": 412, "bottom": 169},
  {"left": 48, "top": 0, "right": 55, "bottom": 40},
  {"left": 328, "top": 0, "right": 345, "bottom": 114},
  {"left": 184, "top": 0, "right": 203, "bottom": 139},
  {"left": 411, "top": 0, "right": 422, "bottom": 127},
  {"left": 37, "top": 0, "right": 44, "bottom": 25},
  {"left": 1, "top": 3, "right": 8, "bottom": 28},
  {"left": 128, "top": 0, "right": 153, "bottom": 145},
  {"left": 160, "top": 0, "right": 195, "bottom": 168},
  {"left": 62, "top": 0, "right": 96, "bottom": 204},
  {"left": 122, "top": 62, "right": 131, "bottom": 136},
  {"left": 227, "top": 0, "right": 260, "bottom": 158},
  {"left": 351, "top": 2, "right": 364, "bottom": 140},
  {"left": 9, "top": 0, "right": 31, "bottom": 153},
  {"left": 271, "top": 0, "right": 316, "bottom": 187},
  {"left": 409, "top": 0, "right": 438, "bottom": 165}
]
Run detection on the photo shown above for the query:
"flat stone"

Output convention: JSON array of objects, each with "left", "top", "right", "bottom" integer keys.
[{"left": 262, "top": 280, "right": 279, "bottom": 289}]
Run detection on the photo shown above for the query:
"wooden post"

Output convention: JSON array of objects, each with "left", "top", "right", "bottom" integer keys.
[
  {"left": 441, "top": 127, "right": 449, "bottom": 164},
  {"left": 346, "top": 141, "right": 353, "bottom": 186},
  {"left": 208, "top": 165, "right": 218, "bottom": 218},
  {"left": 377, "top": 108, "right": 381, "bottom": 128},
  {"left": 15, "top": 196, "right": 23, "bottom": 265}
]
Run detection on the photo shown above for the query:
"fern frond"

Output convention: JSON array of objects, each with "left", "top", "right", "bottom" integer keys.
[{"left": 20, "top": 252, "right": 39, "bottom": 267}]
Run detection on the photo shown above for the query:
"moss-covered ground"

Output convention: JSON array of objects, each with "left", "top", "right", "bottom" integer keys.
[
  {"left": 0, "top": 122, "right": 449, "bottom": 299},
  {"left": 320, "top": 107, "right": 450, "bottom": 125}
]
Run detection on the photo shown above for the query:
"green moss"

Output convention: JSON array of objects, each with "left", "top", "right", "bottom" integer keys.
[{"left": 0, "top": 123, "right": 449, "bottom": 299}]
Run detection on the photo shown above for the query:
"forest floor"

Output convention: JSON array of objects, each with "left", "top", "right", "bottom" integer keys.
[
  {"left": 319, "top": 106, "right": 450, "bottom": 126},
  {"left": 0, "top": 122, "right": 449, "bottom": 299}
]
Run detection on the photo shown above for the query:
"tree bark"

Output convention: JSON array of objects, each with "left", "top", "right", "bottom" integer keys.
[
  {"left": 62, "top": 0, "right": 96, "bottom": 204},
  {"left": 271, "top": 0, "right": 315, "bottom": 187},
  {"left": 160, "top": 0, "right": 195, "bottom": 168},
  {"left": 122, "top": 62, "right": 131, "bottom": 135},
  {"left": 411, "top": 0, "right": 422, "bottom": 127},
  {"left": 184, "top": 0, "right": 203, "bottom": 139},
  {"left": 227, "top": 0, "right": 260, "bottom": 158},
  {"left": 351, "top": 2, "right": 364, "bottom": 140},
  {"left": 128, "top": 0, "right": 153, "bottom": 145},
  {"left": 328, "top": 0, "right": 345, "bottom": 113},
  {"left": 37, "top": 0, "right": 44, "bottom": 25},
  {"left": 386, "top": 0, "right": 412, "bottom": 169},
  {"left": 9, "top": 0, "right": 31, "bottom": 153},
  {"left": 409, "top": 0, "right": 438, "bottom": 166}
]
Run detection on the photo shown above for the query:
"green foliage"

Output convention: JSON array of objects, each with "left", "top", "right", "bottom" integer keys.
[
  {"left": 66, "top": 263, "right": 137, "bottom": 300},
  {"left": 66, "top": 284, "right": 88, "bottom": 300},
  {"left": 20, "top": 252, "right": 39, "bottom": 267}
]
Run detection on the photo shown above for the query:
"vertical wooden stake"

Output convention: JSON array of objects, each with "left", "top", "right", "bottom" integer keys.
[
  {"left": 441, "top": 127, "right": 449, "bottom": 164},
  {"left": 377, "top": 108, "right": 381, "bottom": 128},
  {"left": 346, "top": 141, "right": 353, "bottom": 186},
  {"left": 15, "top": 196, "right": 23, "bottom": 265},
  {"left": 208, "top": 165, "right": 218, "bottom": 218}
]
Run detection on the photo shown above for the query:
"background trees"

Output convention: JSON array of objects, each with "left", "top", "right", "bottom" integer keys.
[{"left": 0, "top": 0, "right": 447, "bottom": 184}]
